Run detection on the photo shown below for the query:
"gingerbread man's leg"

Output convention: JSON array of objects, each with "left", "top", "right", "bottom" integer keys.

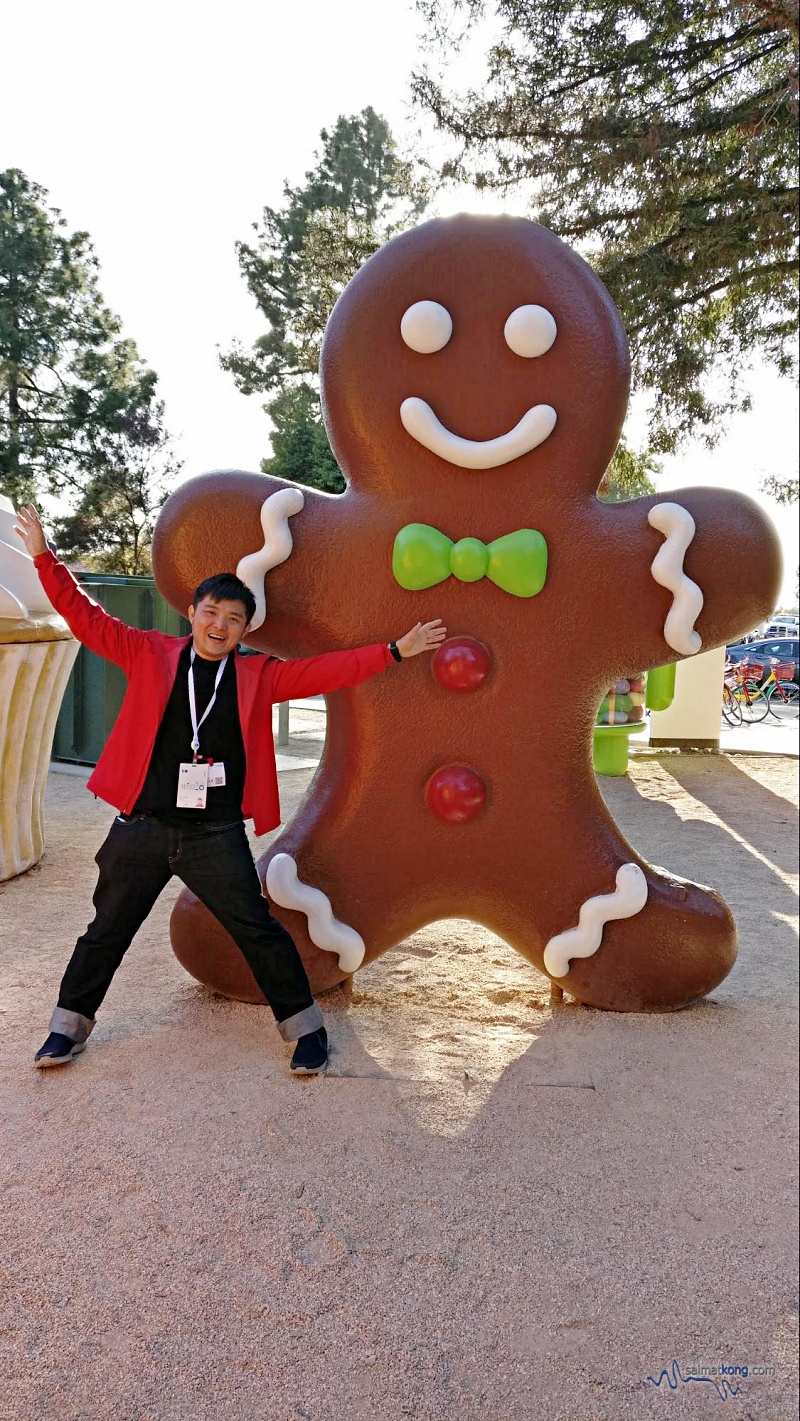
[
  {"left": 254, "top": 771, "right": 443, "bottom": 995},
  {"left": 170, "top": 768, "right": 431, "bottom": 1004},
  {"left": 169, "top": 866, "right": 361, "bottom": 1005},
  {"left": 482, "top": 775, "right": 736, "bottom": 1012}
]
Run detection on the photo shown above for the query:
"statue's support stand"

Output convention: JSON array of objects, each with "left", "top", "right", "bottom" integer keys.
[{"left": 277, "top": 701, "right": 290, "bottom": 747}]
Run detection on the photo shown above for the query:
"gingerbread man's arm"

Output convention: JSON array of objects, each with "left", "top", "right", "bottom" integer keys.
[
  {"left": 152, "top": 471, "right": 364, "bottom": 655},
  {"left": 571, "top": 487, "right": 782, "bottom": 676}
]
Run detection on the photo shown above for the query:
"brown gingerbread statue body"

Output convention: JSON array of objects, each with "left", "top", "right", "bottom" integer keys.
[{"left": 152, "top": 215, "right": 782, "bottom": 1012}]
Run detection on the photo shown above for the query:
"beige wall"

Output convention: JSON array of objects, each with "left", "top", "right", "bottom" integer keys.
[{"left": 649, "top": 645, "right": 726, "bottom": 746}]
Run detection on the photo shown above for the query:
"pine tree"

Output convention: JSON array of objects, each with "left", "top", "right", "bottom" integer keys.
[
  {"left": 262, "top": 385, "right": 344, "bottom": 494},
  {"left": 222, "top": 109, "right": 428, "bottom": 489},
  {"left": 51, "top": 397, "right": 181, "bottom": 574},
  {"left": 0, "top": 168, "right": 179, "bottom": 553},
  {"left": 414, "top": 0, "right": 799, "bottom": 452},
  {"left": 599, "top": 443, "right": 660, "bottom": 501}
]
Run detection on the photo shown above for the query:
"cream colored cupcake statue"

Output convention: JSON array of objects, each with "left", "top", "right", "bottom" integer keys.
[{"left": 0, "top": 497, "right": 79, "bottom": 879}]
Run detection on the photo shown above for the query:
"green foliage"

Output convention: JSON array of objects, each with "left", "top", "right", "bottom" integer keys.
[
  {"left": 0, "top": 168, "right": 179, "bottom": 560},
  {"left": 260, "top": 385, "right": 344, "bottom": 493},
  {"left": 222, "top": 108, "right": 428, "bottom": 487},
  {"left": 52, "top": 399, "right": 181, "bottom": 574},
  {"left": 761, "top": 471, "right": 799, "bottom": 503},
  {"left": 598, "top": 442, "right": 660, "bottom": 501},
  {"left": 414, "top": 0, "right": 799, "bottom": 453},
  {"left": 1, "top": 169, "right": 181, "bottom": 573}
]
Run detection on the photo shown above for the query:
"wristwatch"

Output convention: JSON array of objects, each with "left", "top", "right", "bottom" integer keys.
[{"left": 388, "top": 641, "right": 403, "bottom": 663}]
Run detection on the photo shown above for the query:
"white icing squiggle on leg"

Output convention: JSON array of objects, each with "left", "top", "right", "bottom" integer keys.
[
  {"left": 266, "top": 853, "right": 365, "bottom": 973},
  {"left": 543, "top": 863, "right": 648, "bottom": 979},
  {"left": 236, "top": 488, "right": 305, "bottom": 631},
  {"left": 648, "top": 502, "right": 703, "bottom": 655}
]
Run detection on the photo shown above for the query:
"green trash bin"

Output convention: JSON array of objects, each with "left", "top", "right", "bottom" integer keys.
[{"left": 53, "top": 575, "right": 189, "bottom": 766}]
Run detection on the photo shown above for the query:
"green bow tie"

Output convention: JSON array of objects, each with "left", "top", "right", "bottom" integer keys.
[{"left": 393, "top": 523, "right": 548, "bottom": 598}]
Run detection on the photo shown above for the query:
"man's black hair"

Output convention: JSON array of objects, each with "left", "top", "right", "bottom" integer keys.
[{"left": 192, "top": 573, "right": 257, "bottom": 626}]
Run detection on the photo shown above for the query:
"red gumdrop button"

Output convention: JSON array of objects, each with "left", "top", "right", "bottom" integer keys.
[
  {"left": 425, "top": 764, "right": 487, "bottom": 823},
  {"left": 432, "top": 636, "right": 492, "bottom": 692}
]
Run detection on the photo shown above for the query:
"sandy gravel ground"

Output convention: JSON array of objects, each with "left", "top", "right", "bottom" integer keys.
[{"left": 0, "top": 750, "right": 797, "bottom": 1421}]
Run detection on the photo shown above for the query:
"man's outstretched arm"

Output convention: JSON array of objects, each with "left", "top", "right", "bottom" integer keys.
[
  {"left": 14, "top": 505, "right": 148, "bottom": 674},
  {"left": 267, "top": 620, "right": 447, "bottom": 702}
]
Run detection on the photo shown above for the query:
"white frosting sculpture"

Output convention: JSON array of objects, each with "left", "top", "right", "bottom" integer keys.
[
  {"left": 0, "top": 496, "right": 58, "bottom": 619},
  {"left": 266, "top": 852, "right": 366, "bottom": 973},
  {"left": 0, "top": 495, "right": 79, "bottom": 881},
  {"left": 543, "top": 863, "right": 649, "bottom": 978},
  {"left": 235, "top": 487, "right": 305, "bottom": 631},
  {"left": 648, "top": 502, "right": 704, "bottom": 656}
]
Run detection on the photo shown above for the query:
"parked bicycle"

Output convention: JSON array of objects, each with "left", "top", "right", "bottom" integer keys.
[
  {"left": 722, "top": 663, "right": 743, "bottom": 725},
  {"left": 725, "top": 658, "right": 799, "bottom": 723},
  {"left": 764, "top": 661, "right": 800, "bottom": 720}
]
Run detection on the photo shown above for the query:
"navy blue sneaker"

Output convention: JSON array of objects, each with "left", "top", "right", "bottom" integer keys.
[
  {"left": 34, "top": 1032, "right": 88, "bottom": 1068},
  {"left": 290, "top": 1027, "right": 328, "bottom": 1075}
]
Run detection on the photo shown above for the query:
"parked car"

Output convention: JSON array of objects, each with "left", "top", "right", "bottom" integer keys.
[{"left": 726, "top": 637, "right": 799, "bottom": 684}]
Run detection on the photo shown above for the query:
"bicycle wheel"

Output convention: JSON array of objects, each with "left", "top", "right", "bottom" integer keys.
[
  {"left": 722, "top": 685, "right": 743, "bottom": 725},
  {"left": 768, "top": 682, "right": 800, "bottom": 721},
  {"left": 740, "top": 680, "right": 770, "bottom": 722}
]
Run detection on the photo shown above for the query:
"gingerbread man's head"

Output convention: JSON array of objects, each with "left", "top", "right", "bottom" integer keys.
[{"left": 320, "top": 214, "right": 630, "bottom": 503}]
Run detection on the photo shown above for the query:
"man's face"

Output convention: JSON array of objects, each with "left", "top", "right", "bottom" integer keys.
[{"left": 188, "top": 596, "right": 250, "bottom": 660}]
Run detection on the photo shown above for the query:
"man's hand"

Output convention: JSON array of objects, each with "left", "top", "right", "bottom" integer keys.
[
  {"left": 395, "top": 619, "right": 447, "bottom": 658},
  {"left": 13, "top": 504, "right": 48, "bottom": 559}
]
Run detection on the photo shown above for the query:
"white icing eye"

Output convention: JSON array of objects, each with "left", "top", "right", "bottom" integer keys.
[
  {"left": 504, "top": 304, "right": 557, "bottom": 358},
  {"left": 400, "top": 300, "right": 453, "bottom": 354}
]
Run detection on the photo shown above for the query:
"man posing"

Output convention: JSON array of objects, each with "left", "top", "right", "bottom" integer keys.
[{"left": 15, "top": 505, "right": 446, "bottom": 1076}]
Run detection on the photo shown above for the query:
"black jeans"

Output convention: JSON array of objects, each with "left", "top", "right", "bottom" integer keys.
[{"left": 57, "top": 815, "right": 319, "bottom": 1037}]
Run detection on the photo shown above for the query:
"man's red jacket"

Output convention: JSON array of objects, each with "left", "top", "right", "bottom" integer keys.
[{"left": 36, "top": 551, "right": 393, "bottom": 834}]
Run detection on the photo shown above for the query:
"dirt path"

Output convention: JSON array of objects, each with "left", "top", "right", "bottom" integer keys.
[{"left": 0, "top": 754, "right": 797, "bottom": 1420}]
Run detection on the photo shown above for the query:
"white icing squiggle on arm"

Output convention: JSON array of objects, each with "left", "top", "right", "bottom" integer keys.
[
  {"left": 266, "top": 853, "right": 365, "bottom": 973},
  {"left": 543, "top": 863, "right": 648, "bottom": 979},
  {"left": 236, "top": 488, "right": 305, "bottom": 631},
  {"left": 648, "top": 502, "right": 703, "bottom": 656}
]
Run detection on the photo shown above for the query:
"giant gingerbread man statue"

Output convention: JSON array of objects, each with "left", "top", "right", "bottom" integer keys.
[{"left": 152, "top": 216, "right": 782, "bottom": 1012}]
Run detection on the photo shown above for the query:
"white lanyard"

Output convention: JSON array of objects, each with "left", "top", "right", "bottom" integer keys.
[{"left": 188, "top": 648, "right": 228, "bottom": 761}]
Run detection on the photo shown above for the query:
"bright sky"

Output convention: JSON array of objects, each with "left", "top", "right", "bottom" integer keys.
[{"left": 2, "top": 0, "right": 798, "bottom": 606}]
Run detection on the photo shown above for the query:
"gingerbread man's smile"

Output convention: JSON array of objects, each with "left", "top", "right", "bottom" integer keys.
[
  {"left": 399, "top": 298, "right": 558, "bottom": 469},
  {"left": 400, "top": 396, "right": 557, "bottom": 470}
]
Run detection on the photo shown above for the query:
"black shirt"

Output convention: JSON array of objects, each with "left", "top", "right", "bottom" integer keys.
[{"left": 133, "top": 641, "right": 247, "bottom": 821}]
